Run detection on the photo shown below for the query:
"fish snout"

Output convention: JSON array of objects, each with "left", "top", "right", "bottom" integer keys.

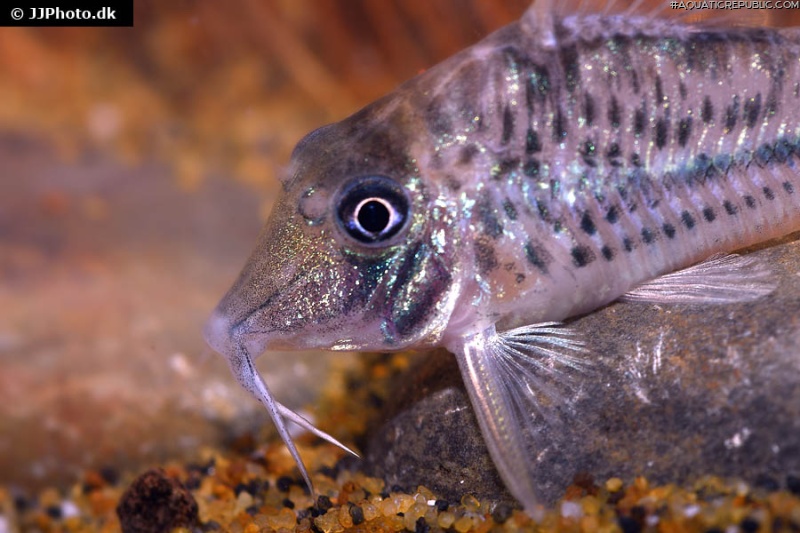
[{"left": 203, "top": 308, "right": 237, "bottom": 358}]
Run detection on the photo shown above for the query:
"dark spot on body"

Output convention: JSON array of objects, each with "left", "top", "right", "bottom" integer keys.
[
  {"left": 756, "top": 143, "right": 773, "bottom": 165},
  {"left": 501, "top": 105, "right": 514, "bottom": 145},
  {"left": 679, "top": 82, "right": 688, "bottom": 100},
  {"left": 655, "top": 75, "right": 665, "bottom": 103},
  {"left": 633, "top": 105, "right": 646, "bottom": 136},
  {"left": 774, "top": 139, "right": 794, "bottom": 162},
  {"left": 606, "top": 206, "right": 619, "bottom": 224},
  {"left": 560, "top": 44, "right": 580, "bottom": 93},
  {"left": 783, "top": 181, "right": 794, "bottom": 194},
  {"left": 623, "top": 237, "right": 635, "bottom": 252},
  {"left": 702, "top": 96, "right": 714, "bottom": 123},
  {"left": 459, "top": 144, "right": 479, "bottom": 165},
  {"left": 641, "top": 227, "right": 656, "bottom": 244},
  {"left": 763, "top": 186, "right": 775, "bottom": 200},
  {"left": 681, "top": 210, "right": 696, "bottom": 229},
  {"left": 655, "top": 118, "right": 668, "bottom": 149},
  {"left": 609, "top": 97, "right": 622, "bottom": 128},
  {"left": 474, "top": 237, "right": 498, "bottom": 274},
  {"left": 524, "top": 241, "right": 551, "bottom": 274},
  {"left": 553, "top": 107, "right": 567, "bottom": 140},
  {"left": 425, "top": 97, "right": 452, "bottom": 136},
  {"left": 765, "top": 93, "right": 778, "bottom": 118},
  {"left": 744, "top": 194, "right": 756, "bottom": 209},
  {"left": 580, "top": 212, "right": 596, "bottom": 235},
  {"left": 526, "top": 128, "right": 541, "bottom": 153},
  {"left": 631, "top": 153, "right": 643, "bottom": 167},
  {"left": 493, "top": 158, "right": 520, "bottom": 179},
  {"left": 702, "top": 206, "right": 716, "bottom": 222},
  {"left": 477, "top": 198, "right": 503, "bottom": 238},
  {"left": 678, "top": 117, "right": 692, "bottom": 147},
  {"left": 724, "top": 95, "right": 739, "bottom": 133},
  {"left": 523, "top": 158, "right": 540, "bottom": 177},
  {"left": 662, "top": 223, "right": 676, "bottom": 238},
  {"left": 503, "top": 199, "right": 518, "bottom": 220},
  {"left": 581, "top": 140, "right": 597, "bottom": 166},
  {"left": 529, "top": 65, "right": 551, "bottom": 101},
  {"left": 584, "top": 93, "right": 596, "bottom": 126},
  {"left": 723, "top": 200, "right": 738, "bottom": 215},
  {"left": 606, "top": 142, "right": 622, "bottom": 166},
  {"left": 601, "top": 245, "right": 614, "bottom": 261},
  {"left": 444, "top": 175, "right": 461, "bottom": 191},
  {"left": 571, "top": 245, "right": 595, "bottom": 267},
  {"left": 744, "top": 93, "right": 762, "bottom": 128},
  {"left": 515, "top": 273, "right": 525, "bottom": 283}
]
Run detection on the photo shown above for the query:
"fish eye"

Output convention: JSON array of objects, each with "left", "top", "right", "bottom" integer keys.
[{"left": 336, "top": 176, "right": 410, "bottom": 245}]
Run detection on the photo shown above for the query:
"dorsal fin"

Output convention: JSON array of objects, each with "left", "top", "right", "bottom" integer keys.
[{"left": 521, "top": 0, "right": 779, "bottom": 44}]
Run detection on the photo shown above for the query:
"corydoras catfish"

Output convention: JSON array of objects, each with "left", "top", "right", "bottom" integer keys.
[{"left": 205, "top": 0, "right": 800, "bottom": 513}]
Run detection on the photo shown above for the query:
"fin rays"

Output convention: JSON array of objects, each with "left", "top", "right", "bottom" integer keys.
[{"left": 450, "top": 323, "right": 588, "bottom": 514}]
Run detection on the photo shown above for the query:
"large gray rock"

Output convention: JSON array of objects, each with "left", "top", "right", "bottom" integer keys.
[{"left": 363, "top": 238, "right": 800, "bottom": 504}]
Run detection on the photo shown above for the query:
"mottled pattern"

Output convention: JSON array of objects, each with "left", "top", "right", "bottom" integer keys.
[{"left": 408, "top": 12, "right": 800, "bottom": 325}]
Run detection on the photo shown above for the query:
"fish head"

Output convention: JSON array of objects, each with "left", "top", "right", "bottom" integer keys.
[{"left": 205, "top": 102, "right": 464, "bottom": 359}]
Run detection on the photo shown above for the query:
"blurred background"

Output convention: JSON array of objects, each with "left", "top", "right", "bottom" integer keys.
[{"left": 0, "top": 0, "right": 531, "bottom": 493}]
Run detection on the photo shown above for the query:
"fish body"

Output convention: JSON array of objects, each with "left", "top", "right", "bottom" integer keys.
[{"left": 205, "top": 1, "right": 800, "bottom": 514}]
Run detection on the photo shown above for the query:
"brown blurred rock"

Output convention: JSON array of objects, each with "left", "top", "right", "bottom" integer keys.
[{"left": 363, "top": 237, "right": 800, "bottom": 505}]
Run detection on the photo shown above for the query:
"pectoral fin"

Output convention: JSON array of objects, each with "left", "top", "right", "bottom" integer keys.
[{"left": 449, "top": 323, "right": 587, "bottom": 516}]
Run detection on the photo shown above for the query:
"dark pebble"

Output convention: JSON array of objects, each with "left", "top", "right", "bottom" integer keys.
[
  {"left": 754, "top": 474, "right": 780, "bottom": 491},
  {"left": 245, "top": 505, "right": 259, "bottom": 516},
  {"left": 434, "top": 499, "right": 449, "bottom": 512},
  {"left": 618, "top": 515, "right": 642, "bottom": 533},
  {"left": 630, "top": 505, "right": 646, "bottom": 523},
  {"left": 183, "top": 474, "right": 201, "bottom": 491},
  {"left": 787, "top": 474, "right": 800, "bottom": 495},
  {"left": 276, "top": 476, "right": 294, "bottom": 492},
  {"left": 296, "top": 509, "right": 310, "bottom": 521},
  {"left": 282, "top": 498, "right": 295, "bottom": 509},
  {"left": 233, "top": 483, "right": 249, "bottom": 496},
  {"left": 415, "top": 517, "right": 430, "bottom": 533},
  {"left": 317, "top": 465, "right": 337, "bottom": 480},
  {"left": 491, "top": 502, "right": 513, "bottom": 524},
  {"left": 247, "top": 478, "right": 267, "bottom": 495},
  {"left": 203, "top": 520, "right": 222, "bottom": 531},
  {"left": 100, "top": 466, "right": 120, "bottom": 485},
  {"left": 45, "top": 505, "right": 62, "bottom": 520},
  {"left": 740, "top": 517, "right": 759, "bottom": 533},
  {"left": 187, "top": 459, "right": 215, "bottom": 476},
  {"left": 349, "top": 504, "right": 365, "bottom": 525},
  {"left": 391, "top": 484, "right": 405, "bottom": 493},
  {"left": 13, "top": 494, "right": 30, "bottom": 512},
  {"left": 316, "top": 495, "right": 333, "bottom": 512},
  {"left": 116, "top": 468, "right": 199, "bottom": 533},
  {"left": 704, "top": 528, "right": 724, "bottom": 533}
]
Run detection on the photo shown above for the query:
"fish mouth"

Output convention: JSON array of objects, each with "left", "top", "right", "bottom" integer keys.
[
  {"left": 203, "top": 308, "right": 276, "bottom": 360},
  {"left": 203, "top": 308, "right": 239, "bottom": 359}
]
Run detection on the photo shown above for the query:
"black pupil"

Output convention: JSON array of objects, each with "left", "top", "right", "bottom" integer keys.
[{"left": 357, "top": 200, "right": 390, "bottom": 233}]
